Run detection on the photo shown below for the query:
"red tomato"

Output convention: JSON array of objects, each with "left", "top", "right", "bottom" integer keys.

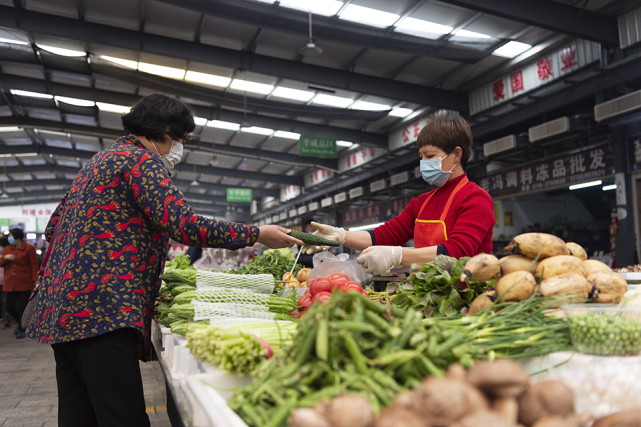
[
  {"left": 309, "top": 278, "right": 332, "bottom": 295},
  {"left": 328, "top": 273, "right": 349, "bottom": 282},
  {"left": 312, "top": 291, "right": 332, "bottom": 304},
  {"left": 345, "top": 281, "right": 363, "bottom": 292},
  {"left": 297, "top": 294, "right": 312, "bottom": 307},
  {"left": 361, "top": 289, "right": 369, "bottom": 297},
  {"left": 329, "top": 276, "right": 348, "bottom": 290}
]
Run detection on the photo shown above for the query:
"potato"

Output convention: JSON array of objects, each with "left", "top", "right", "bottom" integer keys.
[
  {"left": 539, "top": 273, "right": 589, "bottom": 302},
  {"left": 468, "top": 291, "right": 496, "bottom": 315},
  {"left": 518, "top": 380, "right": 574, "bottom": 427},
  {"left": 582, "top": 259, "right": 612, "bottom": 276},
  {"left": 505, "top": 233, "right": 569, "bottom": 259},
  {"left": 535, "top": 255, "right": 587, "bottom": 280},
  {"left": 565, "top": 242, "right": 588, "bottom": 261},
  {"left": 592, "top": 409, "right": 641, "bottom": 427},
  {"left": 587, "top": 271, "right": 627, "bottom": 303},
  {"left": 495, "top": 271, "right": 537, "bottom": 302},
  {"left": 296, "top": 268, "right": 311, "bottom": 282}
]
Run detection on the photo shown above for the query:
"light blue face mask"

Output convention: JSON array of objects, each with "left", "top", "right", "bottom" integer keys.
[
  {"left": 8, "top": 236, "right": 15, "bottom": 245},
  {"left": 419, "top": 154, "right": 456, "bottom": 187}
]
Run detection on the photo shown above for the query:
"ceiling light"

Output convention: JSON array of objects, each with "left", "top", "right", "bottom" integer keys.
[
  {"left": 271, "top": 87, "right": 315, "bottom": 102},
  {"left": 230, "top": 79, "right": 274, "bottom": 95},
  {"left": 339, "top": 5, "right": 399, "bottom": 28},
  {"left": 37, "top": 44, "right": 86, "bottom": 57},
  {"left": 190, "top": 179, "right": 200, "bottom": 186},
  {"left": 0, "top": 192, "right": 8, "bottom": 199},
  {"left": 193, "top": 117, "right": 208, "bottom": 126},
  {"left": 312, "top": 94, "right": 353, "bottom": 108},
  {"left": 569, "top": 180, "right": 602, "bottom": 191},
  {"left": 185, "top": 71, "right": 231, "bottom": 88},
  {"left": 348, "top": 222, "right": 385, "bottom": 231},
  {"left": 350, "top": 101, "right": 390, "bottom": 111},
  {"left": 602, "top": 184, "right": 616, "bottom": 191},
  {"left": 388, "top": 107, "right": 413, "bottom": 118},
  {"left": 278, "top": 0, "right": 343, "bottom": 16},
  {"left": 207, "top": 120, "right": 240, "bottom": 131},
  {"left": 451, "top": 29, "right": 492, "bottom": 39},
  {"left": 0, "top": 126, "right": 22, "bottom": 132},
  {"left": 299, "top": 11, "right": 323, "bottom": 57},
  {"left": 100, "top": 55, "right": 138, "bottom": 69},
  {"left": 394, "top": 17, "right": 452, "bottom": 39},
  {"left": 96, "top": 102, "right": 131, "bottom": 114},
  {"left": 273, "top": 130, "right": 301, "bottom": 140},
  {"left": 240, "top": 126, "right": 274, "bottom": 135},
  {"left": 0, "top": 37, "right": 28, "bottom": 46},
  {"left": 492, "top": 41, "right": 532, "bottom": 58},
  {"left": 55, "top": 96, "right": 95, "bottom": 107},
  {"left": 336, "top": 140, "right": 354, "bottom": 147},
  {"left": 10, "top": 89, "right": 53, "bottom": 99},
  {"left": 137, "top": 62, "right": 186, "bottom": 79}
]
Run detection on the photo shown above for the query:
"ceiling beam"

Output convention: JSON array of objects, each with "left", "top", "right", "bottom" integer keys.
[
  {"left": 0, "top": 116, "right": 341, "bottom": 170},
  {"left": 3, "top": 157, "right": 303, "bottom": 186},
  {"left": 0, "top": 72, "right": 388, "bottom": 149},
  {"left": 0, "top": 5, "right": 469, "bottom": 111},
  {"left": 158, "top": 0, "right": 487, "bottom": 63},
  {"left": 440, "top": 0, "right": 619, "bottom": 46}
]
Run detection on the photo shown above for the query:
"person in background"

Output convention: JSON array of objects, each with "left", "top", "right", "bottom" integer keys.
[
  {"left": 25, "top": 94, "right": 303, "bottom": 427},
  {"left": 303, "top": 117, "right": 495, "bottom": 275},
  {"left": 0, "top": 235, "right": 9, "bottom": 327},
  {"left": 587, "top": 232, "right": 610, "bottom": 257},
  {"left": 0, "top": 228, "right": 38, "bottom": 338}
]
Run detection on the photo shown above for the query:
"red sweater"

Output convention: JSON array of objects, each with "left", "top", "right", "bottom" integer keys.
[
  {"left": 373, "top": 174, "right": 495, "bottom": 258},
  {"left": 0, "top": 242, "right": 38, "bottom": 292}
]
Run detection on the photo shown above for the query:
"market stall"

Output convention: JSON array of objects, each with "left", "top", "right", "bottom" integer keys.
[{"left": 152, "top": 232, "right": 641, "bottom": 427}]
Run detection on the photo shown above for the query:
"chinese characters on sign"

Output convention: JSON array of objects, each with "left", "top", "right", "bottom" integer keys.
[
  {"left": 476, "top": 146, "right": 613, "bottom": 198},
  {"left": 226, "top": 188, "right": 252, "bottom": 202},
  {"left": 21, "top": 208, "right": 53, "bottom": 216},
  {"left": 628, "top": 135, "right": 641, "bottom": 172},
  {"left": 299, "top": 136, "right": 337, "bottom": 158},
  {"left": 304, "top": 169, "right": 334, "bottom": 188}
]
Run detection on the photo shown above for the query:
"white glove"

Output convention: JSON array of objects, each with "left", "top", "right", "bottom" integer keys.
[
  {"left": 301, "top": 221, "right": 346, "bottom": 254},
  {"left": 357, "top": 246, "right": 403, "bottom": 276}
]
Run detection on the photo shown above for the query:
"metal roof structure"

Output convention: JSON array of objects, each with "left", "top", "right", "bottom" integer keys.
[{"left": 0, "top": 0, "right": 640, "bottom": 222}]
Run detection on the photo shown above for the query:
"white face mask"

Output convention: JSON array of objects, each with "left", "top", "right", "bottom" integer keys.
[{"left": 151, "top": 139, "right": 183, "bottom": 171}]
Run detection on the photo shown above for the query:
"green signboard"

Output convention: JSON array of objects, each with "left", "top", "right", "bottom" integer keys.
[
  {"left": 226, "top": 188, "right": 252, "bottom": 202},
  {"left": 299, "top": 136, "right": 337, "bottom": 158},
  {"left": 0, "top": 219, "right": 10, "bottom": 229}
]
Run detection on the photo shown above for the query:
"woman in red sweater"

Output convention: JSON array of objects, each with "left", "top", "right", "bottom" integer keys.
[
  {"left": 0, "top": 228, "right": 38, "bottom": 338},
  {"left": 304, "top": 117, "right": 495, "bottom": 275}
]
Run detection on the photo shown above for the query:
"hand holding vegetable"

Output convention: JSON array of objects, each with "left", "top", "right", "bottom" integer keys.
[
  {"left": 257, "top": 225, "right": 303, "bottom": 248},
  {"left": 302, "top": 221, "right": 346, "bottom": 254},
  {"left": 357, "top": 245, "right": 402, "bottom": 276}
]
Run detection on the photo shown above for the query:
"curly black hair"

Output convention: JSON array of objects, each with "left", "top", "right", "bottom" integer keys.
[{"left": 121, "top": 94, "right": 196, "bottom": 143}]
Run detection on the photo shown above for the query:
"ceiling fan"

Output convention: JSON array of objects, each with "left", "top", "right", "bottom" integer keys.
[{"left": 299, "top": 11, "right": 323, "bottom": 57}]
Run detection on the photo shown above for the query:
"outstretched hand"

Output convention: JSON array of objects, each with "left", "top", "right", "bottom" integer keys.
[
  {"left": 357, "top": 246, "right": 403, "bottom": 276},
  {"left": 301, "top": 221, "right": 346, "bottom": 254},
  {"left": 257, "top": 225, "right": 303, "bottom": 248}
]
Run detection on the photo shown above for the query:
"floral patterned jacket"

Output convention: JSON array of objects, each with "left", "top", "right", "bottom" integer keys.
[{"left": 26, "top": 136, "right": 259, "bottom": 359}]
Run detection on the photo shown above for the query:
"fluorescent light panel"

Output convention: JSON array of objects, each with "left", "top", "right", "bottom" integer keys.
[
  {"left": 350, "top": 100, "right": 390, "bottom": 111},
  {"left": 193, "top": 117, "right": 208, "bottom": 126},
  {"left": 348, "top": 222, "right": 385, "bottom": 231},
  {"left": 100, "top": 55, "right": 138, "bottom": 69},
  {"left": 452, "top": 29, "right": 492, "bottom": 39},
  {"left": 493, "top": 41, "right": 532, "bottom": 58},
  {"left": 240, "top": 126, "right": 274, "bottom": 135},
  {"left": 96, "top": 102, "right": 131, "bottom": 114},
  {"left": 339, "top": 4, "right": 399, "bottom": 28},
  {"left": 55, "top": 96, "right": 95, "bottom": 107},
  {"left": 273, "top": 130, "right": 301, "bottom": 140},
  {"left": 271, "top": 87, "right": 314, "bottom": 102},
  {"left": 394, "top": 17, "right": 452, "bottom": 39},
  {"left": 278, "top": 0, "right": 343, "bottom": 16},
  {"left": 312, "top": 94, "right": 353, "bottom": 108},
  {"left": 138, "top": 62, "right": 185, "bottom": 79},
  {"left": 336, "top": 140, "right": 353, "bottom": 147},
  {"left": 207, "top": 120, "right": 240, "bottom": 131},
  {"left": 185, "top": 71, "right": 231, "bottom": 87},
  {"left": 388, "top": 107, "right": 413, "bottom": 118},
  {"left": 10, "top": 89, "right": 53, "bottom": 99},
  {"left": 230, "top": 79, "right": 274, "bottom": 95},
  {"left": 602, "top": 184, "right": 616, "bottom": 191},
  {"left": 0, "top": 126, "right": 22, "bottom": 132},
  {"left": 37, "top": 44, "right": 85, "bottom": 57},
  {"left": 0, "top": 37, "right": 28, "bottom": 46},
  {"left": 569, "top": 180, "right": 602, "bottom": 190}
]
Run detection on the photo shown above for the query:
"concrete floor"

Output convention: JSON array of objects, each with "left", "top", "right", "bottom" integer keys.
[{"left": 0, "top": 320, "right": 172, "bottom": 427}]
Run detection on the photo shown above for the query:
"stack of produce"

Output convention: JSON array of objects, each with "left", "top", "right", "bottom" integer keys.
[
  {"left": 463, "top": 232, "right": 627, "bottom": 313},
  {"left": 294, "top": 273, "right": 369, "bottom": 314},
  {"left": 384, "top": 255, "right": 493, "bottom": 317},
  {"left": 186, "top": 321, "right": 297, "bottom": 375},
  {"left": 281, "top": 268, "right": 311, "bottom": 289},
  {"left": 225, "top": 248, "right": 305, "bottom": 285},
  {"left": 229, "top": 291, "right": 572, "bottom": 426}
]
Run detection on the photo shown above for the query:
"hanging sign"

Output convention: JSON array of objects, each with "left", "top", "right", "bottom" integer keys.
[
  {"left": 226, "top": 188, "right": 252, "bottom": 202},
  {"left": 299, "top": 136, "right": 337, "bottom": 158},
  {"left": 476, "top": 145, "right": 614, "bottom": 199}
]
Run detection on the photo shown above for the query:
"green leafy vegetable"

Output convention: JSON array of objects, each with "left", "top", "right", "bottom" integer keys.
[{"left": 226, "top": 248, "right": 304, "bottom": 283}]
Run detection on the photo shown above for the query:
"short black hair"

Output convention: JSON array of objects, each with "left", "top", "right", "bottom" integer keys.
[
  {"left": 121, "top": 94, "right": 196, "bottom": 143},
  {"left": 0, "top": 236, "right": 8, "bottom": 247},
  {"left": 416, "top": 116, "right": 473, "bottom": 170},
  {"left": 9, "top": 228, "right": 24, "bottom": 240}
]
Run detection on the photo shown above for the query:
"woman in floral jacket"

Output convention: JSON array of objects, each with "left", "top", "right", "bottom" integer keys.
[{"left": 26, "top": 94, "right": 302, "bottom": 427}]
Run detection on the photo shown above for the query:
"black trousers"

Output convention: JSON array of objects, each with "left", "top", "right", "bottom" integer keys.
[
  {"left": 5, "top": 290, "right": 30, "bottom": 330},
  {"left": 52, "top": 328, "right": 150, "bottom": 427}
]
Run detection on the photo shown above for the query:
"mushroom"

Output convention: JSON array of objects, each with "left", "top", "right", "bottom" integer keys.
[
  {"left": 518, "top": 380, "right": 575, "bottom": 427},
  {"left": 492, "top": 396, "right": 519, "bottom": 424},
  {"left": 532, "top": 416, "right": 576, "bottom": 427},
  {"left": 373, "top": 405, "right": 430, "bottom": 427},
  {"left": 325, "top": 394, "right": 374, "bottom": 427},
  {"left": 451, "top": 410, "right": 516, "bottom": 427},
  {"left": 466, "top": 359, "right": 530, "bottom": 398},
  {"left": 592, "top": 409, "right": 641, "bottom": 427},
  {"left": 288, "top": 407, "right": 330, "bottom": 427},
  {"left": 412, "top": 376, "right": 488, "bottom": 425}
]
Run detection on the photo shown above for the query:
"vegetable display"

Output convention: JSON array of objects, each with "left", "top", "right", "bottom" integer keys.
[
  {"left": 386, "top": 255, "right": 492, "bottom": 317},
  {"left": 226, "top": 248, "right": 304, "bottom": 284},
  {"left": 228, "top": 291, "right": 571, "bottom": 426},
  {"left": 567, "top": 309, "right": 641, "bottom": 355}
]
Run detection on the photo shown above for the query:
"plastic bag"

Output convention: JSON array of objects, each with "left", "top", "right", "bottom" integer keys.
[{"left": 307, "top": 251, "right": 372, "bottom": 283}]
